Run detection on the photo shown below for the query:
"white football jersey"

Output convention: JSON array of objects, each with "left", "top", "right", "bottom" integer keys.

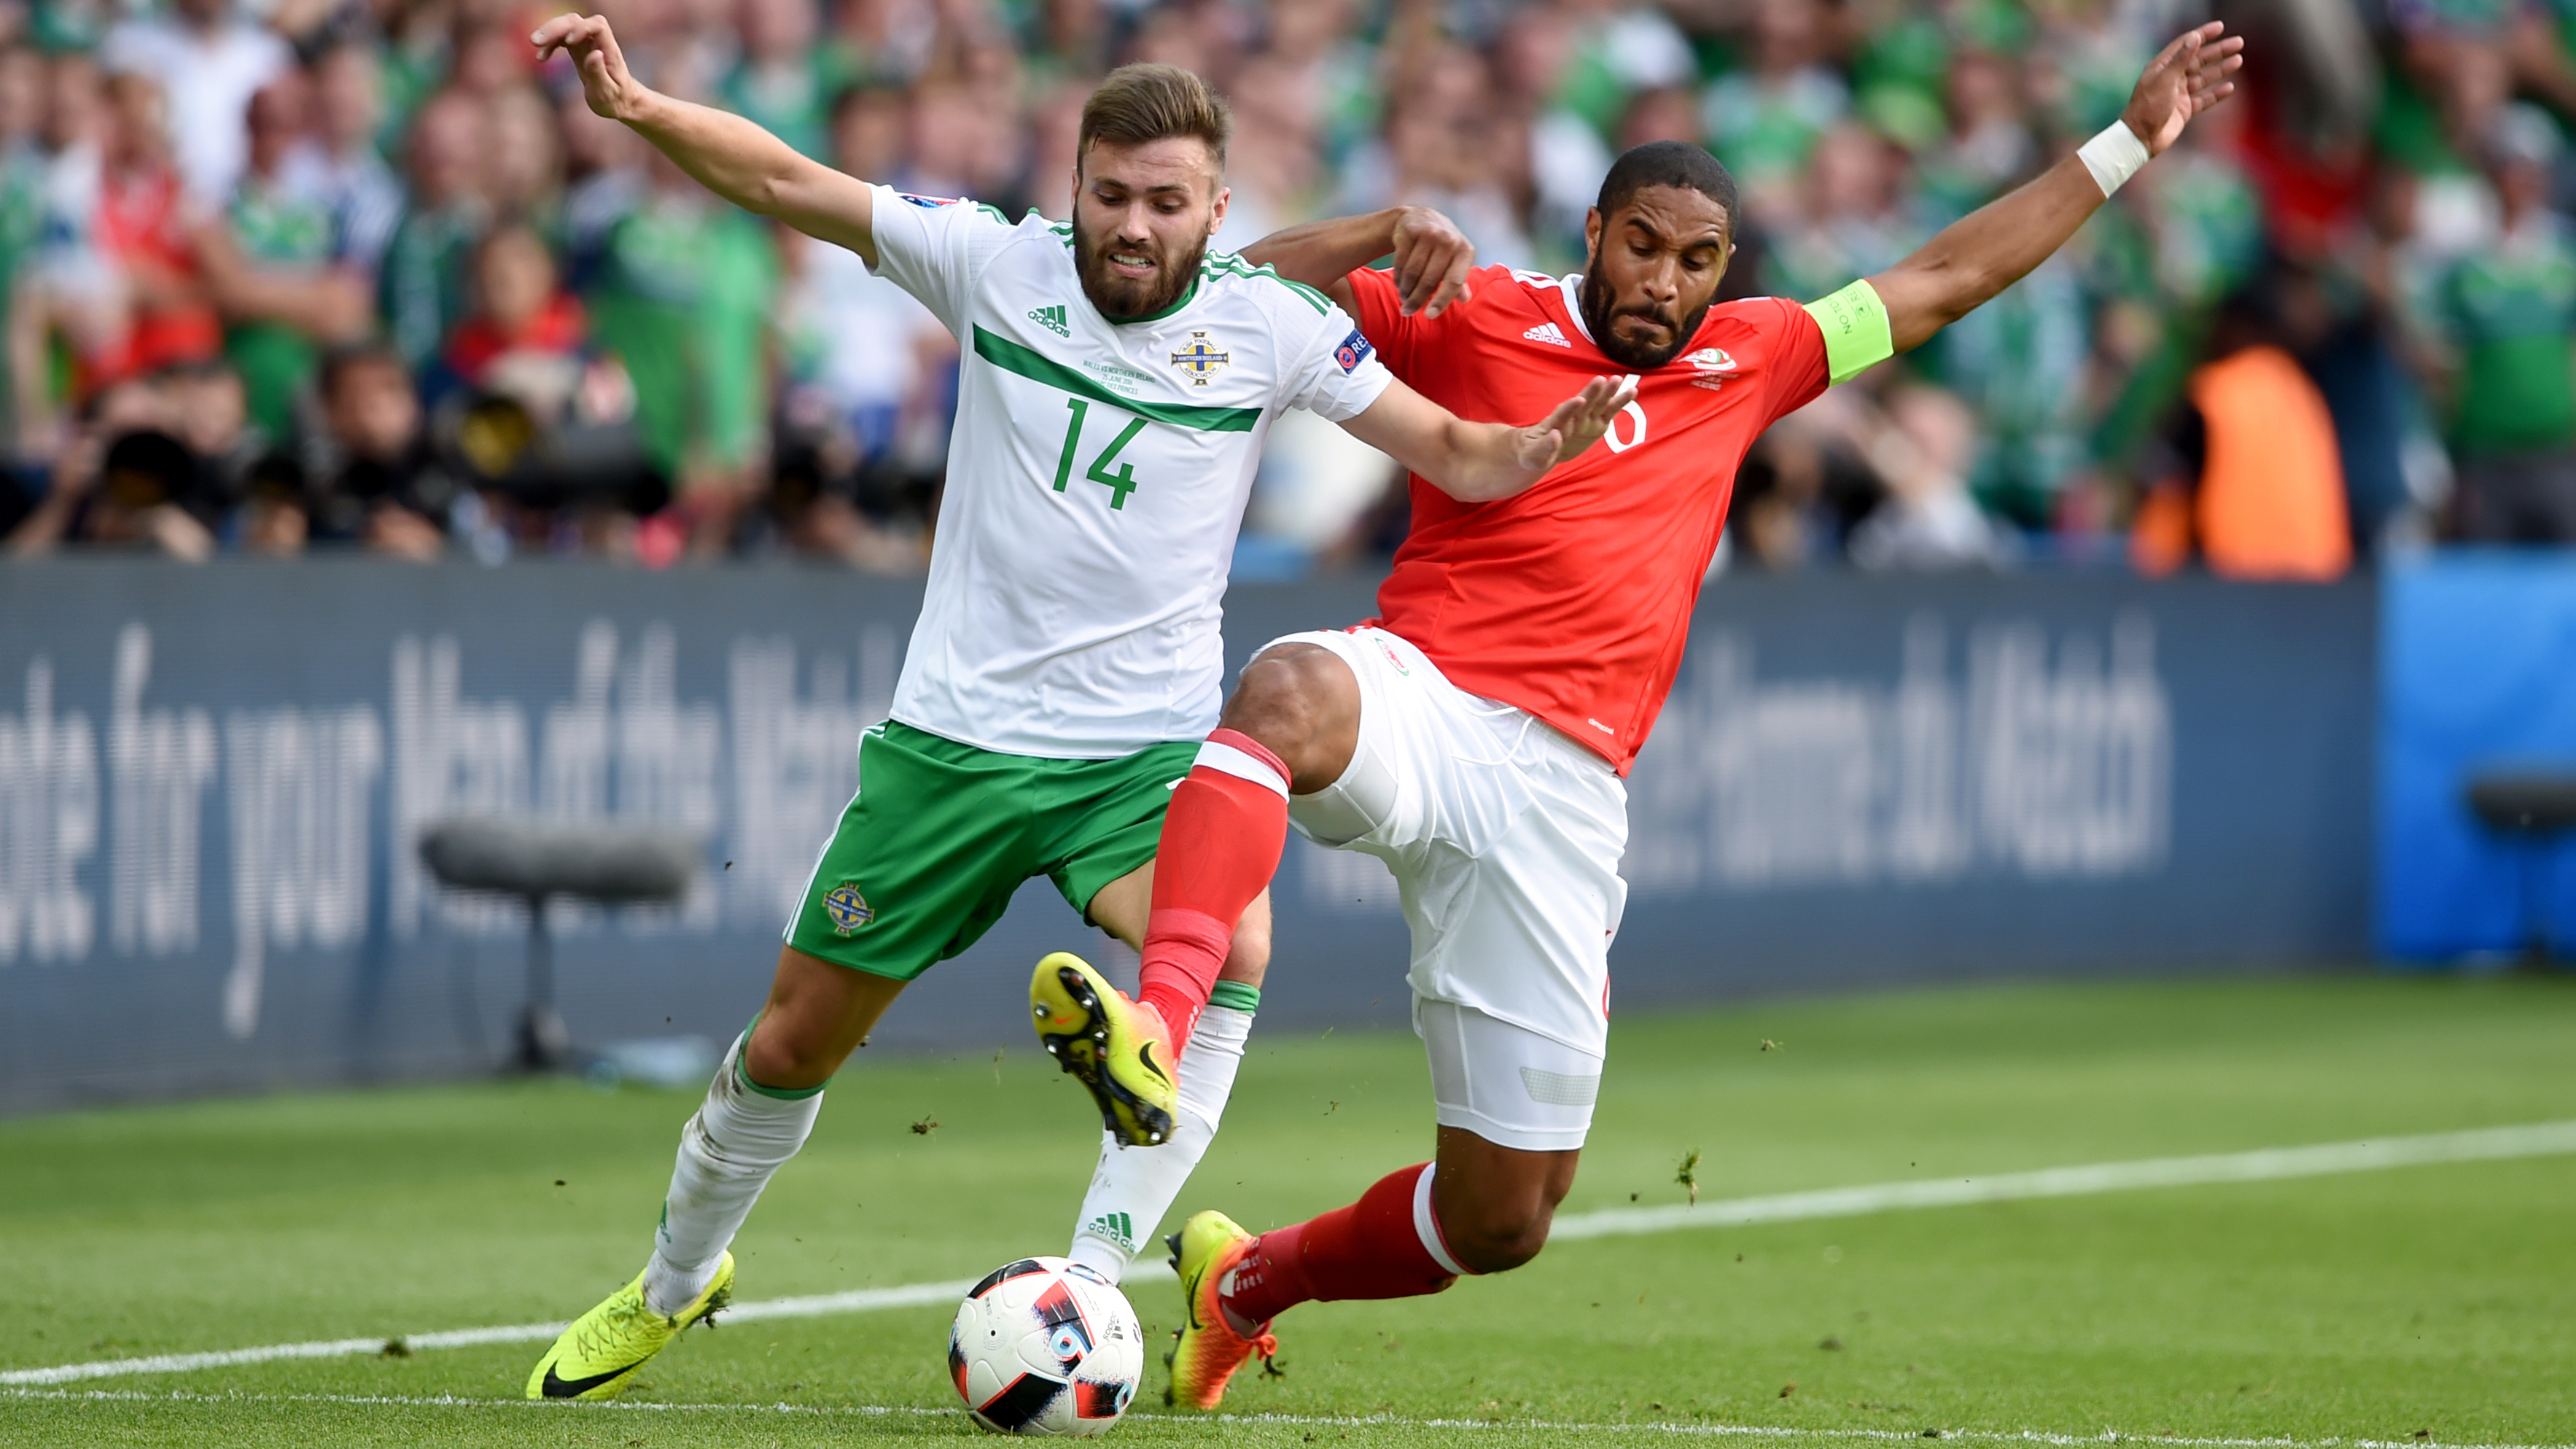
[{"left": 866, "top": 186, "right": 1395, "bottom": 758}]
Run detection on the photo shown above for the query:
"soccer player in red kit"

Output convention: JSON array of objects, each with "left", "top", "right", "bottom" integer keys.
[{"left": 1066, "top": 24, "right": 2243, "bottom": 1410}]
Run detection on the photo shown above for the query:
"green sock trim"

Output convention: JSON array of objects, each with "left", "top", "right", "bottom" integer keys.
[
  {"left": 736, "top": 1051, "right": 827, "bottom": 1100},
  {"left": 734, "top": 1014, "right": 829, "bottom": 1099},
  {"left": 1208, "top": 981, "right": 1261, "bottom": 1013}
]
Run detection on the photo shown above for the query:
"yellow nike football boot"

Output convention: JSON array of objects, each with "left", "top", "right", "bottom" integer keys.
[
  {"left": 1163, "top": 1209, "right": 1277, "bottom": 1410},
  {"left": 524, "top": 1251, "right": 734, "bottom": 1400},
  {"left": 1030, "top": 950, "right": 1178, "bottom": 1146}
]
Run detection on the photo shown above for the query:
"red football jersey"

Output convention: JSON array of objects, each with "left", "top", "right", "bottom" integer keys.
[{"left": 1347, "top": 265, "right": 1829, "bottom": 774}]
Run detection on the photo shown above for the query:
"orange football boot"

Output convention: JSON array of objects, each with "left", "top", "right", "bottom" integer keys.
[{"left": 1163, "top": 1209, "right": 1278, "bottom": 1410}]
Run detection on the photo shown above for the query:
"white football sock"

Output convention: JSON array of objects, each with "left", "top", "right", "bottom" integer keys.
[
  {"left": 642, "top": 1028, "right": 822, "bottom": 1316},
  {"left": 1067, "top": 995, "right": 1256, "bottom": 1282}
]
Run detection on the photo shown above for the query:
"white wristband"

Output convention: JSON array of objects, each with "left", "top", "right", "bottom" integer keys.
[{"left": 2077, "top": 120, "right": 2152, "bottom": 198}]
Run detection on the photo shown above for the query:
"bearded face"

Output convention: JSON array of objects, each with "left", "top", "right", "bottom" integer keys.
[
  {"left": 1578, "top": 265, "right": 1716, "bottom": 371},
  {"left": 1073, "top": 208, "right": 1214, "bottom": 321},
  {"left": 1070, "top": 137, "right": 1225, "bottom": 322},
  {"left": 1579, "top": 184, "right": 1732, "bottom": 371}
]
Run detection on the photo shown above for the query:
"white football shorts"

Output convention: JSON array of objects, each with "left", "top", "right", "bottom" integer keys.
[{"left": 1261, "top": 626, "right": 1627, "bottom": 1151}]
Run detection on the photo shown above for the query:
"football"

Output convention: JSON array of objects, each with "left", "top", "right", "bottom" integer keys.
[{"left": 947, "top": 1256, "right": 1145, "bottom": 1436}]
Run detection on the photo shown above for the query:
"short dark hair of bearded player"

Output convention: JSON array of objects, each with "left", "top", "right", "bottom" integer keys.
[{"left": 1078, "top": 61, "right": 1231, "bottom": 167}]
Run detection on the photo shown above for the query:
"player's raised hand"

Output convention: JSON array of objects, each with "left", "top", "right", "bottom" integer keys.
[
  {"left": 2121, "top": 23, "right": 2243, "bottom": 155},
  {"left": 1389, "top": 206, "right": 1476, "bottom": 319},
  {"left": 1339, "top": 373, "right": 1638, "bottom": 502},
  {"left": 1520, "top": 374, "right": 1641, "bottom": 472},
  {"left": 533, "top": 12, "right": 646, "bottom": 123}
]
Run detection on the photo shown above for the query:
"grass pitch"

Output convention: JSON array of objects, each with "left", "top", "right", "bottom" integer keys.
[{"left": 4, "top": 974, "right": 2573, "bottom": 1448}]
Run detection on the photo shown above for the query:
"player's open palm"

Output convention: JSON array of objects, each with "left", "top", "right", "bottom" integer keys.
[
  {"left": 532, "top": 12, "right": 643, "bottom": 123},
  {"left": 1520, "top": 375, "right": 1640, "bottom": 473},
  {"left": 2122, "top": 23, "right": 2244, "bottom": 155}
]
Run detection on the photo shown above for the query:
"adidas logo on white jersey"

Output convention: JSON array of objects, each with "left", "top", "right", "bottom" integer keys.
[
  {"left": 1522, "top": 322, "right": 1572, "bottom": 348},
  {"left": 1029, "top": 303, "right": 1070, "bottom": 338}
]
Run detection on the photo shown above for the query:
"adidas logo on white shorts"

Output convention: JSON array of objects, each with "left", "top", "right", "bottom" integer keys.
[{"left": 1522, "top": 322, "right": 1572, "bottom": 348}]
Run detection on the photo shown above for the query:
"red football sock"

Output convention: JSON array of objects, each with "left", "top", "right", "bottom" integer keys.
[
  {"left": 1220, "top": 1164, "right": 1460, "bottom": 1329},
  {"left": 1140, "top": 728, "right": 1291, "bottom": 1055}
]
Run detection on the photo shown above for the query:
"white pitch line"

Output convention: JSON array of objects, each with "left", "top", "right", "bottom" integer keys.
[
  {"left": 1549, "top": 1119, "right": 2576, "bottom": 1240},
  {"left": 0, "top": 1271, "right": 1174, "bottom": 1386},
  {"left": 4, "top": 1387, "right": 2571, "bottom": 1449},
  {"left": 7, "top": 1119, "right": 2573, "bottom": 1390}
]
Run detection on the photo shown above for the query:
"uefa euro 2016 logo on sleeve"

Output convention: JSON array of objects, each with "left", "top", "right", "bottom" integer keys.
[
  {"left": 1334, "top": 328, "right": 1374, "bottom": 373},
  {"left": 825, "top": 883, "right": 876, "bottom": 933}
]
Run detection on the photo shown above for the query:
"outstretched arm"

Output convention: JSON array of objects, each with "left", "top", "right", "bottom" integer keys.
[
  {"left": 532, "top": 12, "right": 879, "bottom": 261},
  {"left": 1339, "top": 374, "right": 1638, "bottom": 503},
  {"left": 1240, "top": 206, "right": 1476, "bottom": 319},
  {"left": 1868, "top": 22, "right": 2243, "bottom": 351}
]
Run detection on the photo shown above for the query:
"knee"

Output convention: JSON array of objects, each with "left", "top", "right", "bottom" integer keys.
[
  {"left": 1221, "top": 913, "right": 1270, "bottom": 985},
  {"left": 1433, "top": 1153, "right": 1572, "bottom": 1275},
  {"left": 1225, "top": 650, "right": 1328, "bottom": 736},
  {"left": 742, "top": 1015, "right": 841, "bottom": 1091},
  {"left": 1221, "top": 647, "right": 1355, "bottom": 789},
  {"left": 1443, "top": 1206, "right": 1553, "bottom": 1275}
]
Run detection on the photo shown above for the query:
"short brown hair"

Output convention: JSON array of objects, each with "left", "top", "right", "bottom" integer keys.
[{"left": 1078, "top": 63, "right": 1230, "bottom": 172}]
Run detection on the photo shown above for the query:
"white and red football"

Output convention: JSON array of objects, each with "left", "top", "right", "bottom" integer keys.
[{"left": 947, "top": 1256, "right": 1144, "bottom": 1436}]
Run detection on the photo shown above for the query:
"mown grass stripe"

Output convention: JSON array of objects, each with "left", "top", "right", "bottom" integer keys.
[{"left": 7, "top": 1119, "right": 2571, "bottom": 1390}]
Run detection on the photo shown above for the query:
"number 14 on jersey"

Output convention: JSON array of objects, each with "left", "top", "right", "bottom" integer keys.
[{"left": 1051, "top": 397, "right": 1145, "bottom": 511}]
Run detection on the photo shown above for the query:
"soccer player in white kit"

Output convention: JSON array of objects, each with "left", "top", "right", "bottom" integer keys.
[{"left": 518, "top": 13, "right": 1635, "bottom": 1403}]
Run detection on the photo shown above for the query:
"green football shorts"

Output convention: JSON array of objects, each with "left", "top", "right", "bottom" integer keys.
[{"left": 783, "top": 720, "right": 1199, "bottom": 981}]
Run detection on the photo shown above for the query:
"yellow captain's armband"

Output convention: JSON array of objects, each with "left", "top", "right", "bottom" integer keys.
[{"left": 1802, "top": 279, "right": 1894, "bottom": 386}]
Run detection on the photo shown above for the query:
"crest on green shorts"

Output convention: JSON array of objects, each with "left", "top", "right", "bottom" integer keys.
[{"left": 824, "top": 883, "right": 876, "bottom": 933}]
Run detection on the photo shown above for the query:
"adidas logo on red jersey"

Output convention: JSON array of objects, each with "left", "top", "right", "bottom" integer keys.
[{"left": 1522, "top": 322, "right": 1572, "bottom": 349}]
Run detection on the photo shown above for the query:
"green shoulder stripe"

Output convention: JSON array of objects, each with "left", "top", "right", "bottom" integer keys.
[
  {"left": 1202, "top": 252, "right": 1332, "bottom": 314},
  {"left": 970, "top": 326, "right": 1262, "bottom": 433},
  {"left": 1279, "top": 276, "right": 1332, "bottom": 314}
]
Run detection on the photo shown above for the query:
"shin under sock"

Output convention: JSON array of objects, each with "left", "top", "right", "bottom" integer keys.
[
  {"left": 1140, "top": 730, "right": 1290, "bottom": 1055},
  {"left": 641, "top": 1030, "right": 822, "bottom": 1316},
  {"left": 1065, "top": 990, "right": 1257, "bottom": 1283}
]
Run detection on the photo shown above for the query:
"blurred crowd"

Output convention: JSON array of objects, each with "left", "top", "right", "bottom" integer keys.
[{"left": 0, "top": 0, "right": 2572, "bottom": 575}]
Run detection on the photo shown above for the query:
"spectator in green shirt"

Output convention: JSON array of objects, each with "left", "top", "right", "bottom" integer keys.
[
  {"left": 206, "top": 74, "right": 369, "bottom": 443},
  {"left": 2438, "top": 105, "right": 2576, "bottom": 543},
  {"left": 0, "top": 44, "right": 54, "bottom": 459},
  {"left": 378, "top": 89, "right": 489, "bottom": 376},
  {"left": 718, "top": 0, "right": 830, "bottom": 162},
  {"left": 581, "top": 147, "right": 775, "bottom": 550},
  {"left": 1698, "top": 0, "right": 1848, "bottom": 214}
]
